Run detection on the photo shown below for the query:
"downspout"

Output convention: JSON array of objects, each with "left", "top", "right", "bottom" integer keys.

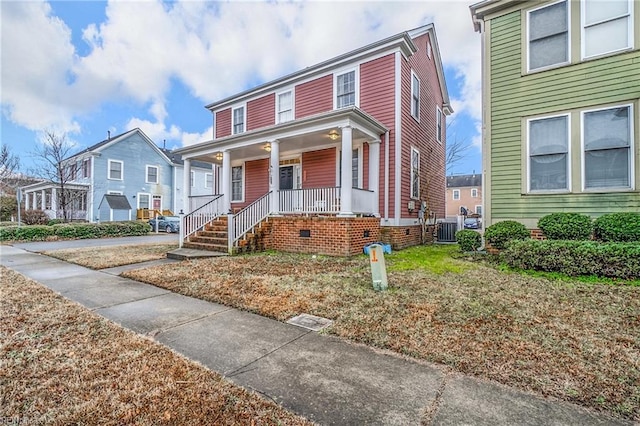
[{"left": 472, "top": 14, "right": 488, "bottom": 237}]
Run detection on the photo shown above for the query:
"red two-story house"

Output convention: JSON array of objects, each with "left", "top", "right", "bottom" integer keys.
[{"left": 175, "top": 23, "right": 452, "bottom": 255}]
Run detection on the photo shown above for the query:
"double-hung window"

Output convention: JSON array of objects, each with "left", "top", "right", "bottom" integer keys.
[
  {"left": 582, "top": 0, "right": 633, "bottom": 59},
  {"left": 411, "top": 72, "right": 420, "bottom": 120},
  {"left": 82, "top": 159, "right": 91, "bottom": 178},
  {"left": 232, "top": 106, "right": 245, "bottom": 134},
  {"left": 146, "top": 165, "right": 158, "bottom": 184},
  {"left": 471, "top": 188, "right": 478, "bottom": 198},
  {"left": 205, "top": 173, "right": 213, "bottom": 188},
  {"left": 527, "top": 0, "right": 569, "bottom": 71},
  {"left": 453, "top": 189, "right": 460, "bottom": 200},
  {"left": 338, "top": 148, "right": 360, "bottom": 188},
  {"left": 277, "top": 91, "right": 293, "bottom": 123},
  {"left": 582, "top": 105, "right": 632, "bottom": 189},
  {"left": 108, "top": 160, "right": 123, "bottom": 180},
  {"left": 231, "top": 166, "right": 243, "bottom": 201},
  {"left": 336, "top": 70, "right": 355, "bottom": 108},
  {"left": 410, "top": 148, "right": 420, "bottom": 199},
  {"left": 528, "top": 114, "right": 570, "bottom": 191}
]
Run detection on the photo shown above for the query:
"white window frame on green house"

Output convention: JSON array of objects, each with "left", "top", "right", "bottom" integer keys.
[
  {"left": 276, "top": 89, "right": 293, "bottom": 124},
  {"left": 581, "top": 0, "right": 634, "bottom": 60},
  {"left": 232, "top": 105, "right": 245, "bottom": 135},
  {"left": 108, "top": 159, "right": 123, "bottom": 180},
  {"left": 452, "top": 189, "right": 460, "bottom": 200},
  {"left": 334, "top": 68, "right": 358, "bottom": 109},
  {"left": 410, "top": 147, "right": 420, "bottom": 199},
  {"left": 436, "top": 106, "right": 443, "bottom": 143},
  {"left": 231, "top": 164, "right": 244, "bottom": 202},
  {"left": 411, "top": 70, "right": 420, "bottom": 121},
  {"left": 526, "top": 0, "right": 570, "bottom": 72},
  {"left": 526, "top": 113, "right": 571, "bottom": 193},
  {"left": 581, "top": 103, "right": 634, "bottom": 191},
  {"left": 146, "top": 165, "right": 158, "bottom": 184}
]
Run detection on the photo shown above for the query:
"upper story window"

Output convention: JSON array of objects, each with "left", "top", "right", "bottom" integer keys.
[
  {"left": 581, "top": 0, "right": 633, "bottom": 59},
  {"left": 436, "top": 106, "right": 443, "bottom": 143},
  {"left": 452, "top": 189, "right": 460, "bottom": 200},
  {"left": 336, "top": 70, "right": 356, "bottom": 108},
  {"left": 146, "top": 165, "right": 158, "bottom": 184},
  {"left": 108, "top": 160, "right": 123, "bottom": 180},
  {"left": 411, "top": 71, "right": 420, "bottom": 121},
  {"left": 82, "top": 159, "right": 91, "bottom": 178},
  {"left": 277, "top": 91, "right": 293, "bottom": 123},
  {"left": 67, "top": 163, "right": 77, "bottom": 181},
  {"left": 411, "top": 148, "right": 420, "bottom": 199},
  {"left": 471, "top": 188, "right": 478, "bottom": 198},
  {"left": 232, "top": 106, "right": 245, "bottom": 134},
  {"left": 582, "top": 104, "right": 632, "bottom": 190},
  {"left": 527, "top": 0, "right": 569, "bottom": 71},
  {"left": 527, "top": 114, "right": 570, "bottom": 192}
]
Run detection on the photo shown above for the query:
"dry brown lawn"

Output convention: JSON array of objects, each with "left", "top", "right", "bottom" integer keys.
[
  {"left": 0, "top": 266, "right": 312, "bottom": 425},
  {"left": 122, "top": 249, "right": 640, "bottom": 421},
  {"left": 43, "top": 243, "right": 176, "bottom": 269}
]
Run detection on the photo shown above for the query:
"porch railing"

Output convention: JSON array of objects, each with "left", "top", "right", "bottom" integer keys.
[
  {"left": 181, "top": 194, "right": 224, "bottom": 247},
  {"left": 279, "top": 187, "right": 340, "bottom": 214},
  {"left": 189, "top": 194, "right": 221, "bottom": 211},
  {"left": 230, "top": 191, "right": 271, "bottom": 251}
]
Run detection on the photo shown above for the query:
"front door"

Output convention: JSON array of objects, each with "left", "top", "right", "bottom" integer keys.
[{"left": 280, "top": 166, "right": 294, "bottom": 190}]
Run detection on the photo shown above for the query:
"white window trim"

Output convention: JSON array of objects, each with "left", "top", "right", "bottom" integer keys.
[
  {"left": 232, "top": 104, "right": 246, "bottom": 135},
  {"left": 580, "top": 103, "right": 634, "bottom": 191},
  {"left": 108, "top": 159, "right": 124, "bottom": 181},
  {"left": 526, "top": 112, "right": 572, "bottom": 194},
  {"left": 333, "top": 67, "right": 359, "bottom": 110},
  {"left": 152, "top": 194, "right": 163, "bottom": 211},
  {"left": 146, "top": 165, "right": 159, "bottom": 184},
  {"left": 471, "top": 188, "right": 478, "bottom": 198},
  {"left": 411, "top": 70, "right": 420, "bottom": 122},
  {"left": 205, "top": 172, "right": 213, "bottom": 188},
  {"left": 410, "top": 147, "right": 420, "bottom": 200},
  {"left": 580, "top": 0, "right": 634, "bottom": 60},
  {"left": 231, "top": 164, "right": 245, "bottom": 202},
  {"left": 137, "top": 192, "right": 151, "bottom": 209},
  {"left": 275, "top": 88, "right": 295, "bottom": 124},
  {"left": 526, "top": 0, "right": 571, "bottom": 73},
  {"left": 475, "top": 205, "right": 483, "bottom": 215},
  {"left": 452, "top": 189, "right": 460, "bottom": 200},
  {"left": 436, "top": 106, "right": 443, "bottom": 143},
  {"left": 336, "top": 145, "right": 363, "bottom": 188}
]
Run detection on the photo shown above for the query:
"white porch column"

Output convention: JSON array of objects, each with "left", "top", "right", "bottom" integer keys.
[
  {"left": 32, "top": 192, "right": 37, "bottom": 210},
  {"left": 25, "top": 191, "right": 30, "bottom": 210},
  {"left": 338, "top": 125, "right": 354, "bottom": 217},
  {"left": 222, "top": 151, "right": 231, "bottom": 213},
  {"left": 41, "top": 189, "right": 46, "bottom": 210},
  {"left": 269, "top": 140, "right": 280, "bottom": 214},
  {"left": 368, "top": 139, "right": 381, "bottom": 216},
  {"left": 182, "top": 159, "right": 191, "bottom": 213},
  {"left": 51, "top": 188, "right": 58, "bottom": 218}
]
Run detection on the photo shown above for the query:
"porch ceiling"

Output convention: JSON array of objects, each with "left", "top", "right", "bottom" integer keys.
[{"left": 178, "top": 107, "right": 388, "bottom": 164}]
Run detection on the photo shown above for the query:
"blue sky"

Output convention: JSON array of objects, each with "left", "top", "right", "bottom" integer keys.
[{"left": 1, "top": 0, "right": 482, "bottom": 176}]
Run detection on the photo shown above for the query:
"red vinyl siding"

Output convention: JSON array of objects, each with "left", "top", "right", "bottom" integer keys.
[
  {"left": 295, "top": 75, "right": 333, "bottom": 119},
  {"left": 400, "top": 32, "right": 445, "bottom": 220},
  {"left": 302, "top": 148, "right": 336, "bottom": 188},
  {"left": 247, "top": 93, "right": 275, "bottom": 131},
  {"left": 215, "top": 108, "right": 231, "bottom": 138},
  {"left": 360, "top": 54, "right": 396, "bottom": 216},
  {"left": 231, "top": 158, "right": 269, "bottom": 210}
]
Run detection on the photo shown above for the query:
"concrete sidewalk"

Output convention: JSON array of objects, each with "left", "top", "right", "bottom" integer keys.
[{"left": 0, "top": 245, "right": 632, "bottom": 425}]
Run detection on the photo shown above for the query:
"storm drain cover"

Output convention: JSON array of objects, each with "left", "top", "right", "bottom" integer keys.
[{"left": 287, "top": 313, "right": 333, "bottom": 331}]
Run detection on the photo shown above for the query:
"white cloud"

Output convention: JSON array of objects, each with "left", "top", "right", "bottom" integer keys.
[{"left": 1, "top": 0, "right": 482, "bottom": 152}]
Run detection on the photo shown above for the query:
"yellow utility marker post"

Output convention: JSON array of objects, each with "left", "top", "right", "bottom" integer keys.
[{"left": 368, "top": 244, "right": 388, "bottom": 291}]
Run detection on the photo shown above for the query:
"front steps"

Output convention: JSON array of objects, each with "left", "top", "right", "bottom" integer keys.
[{"left": 182, "top": 215, "right": 271, "bottom": 254}]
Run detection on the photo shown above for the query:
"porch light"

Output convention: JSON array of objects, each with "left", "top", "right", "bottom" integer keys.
[
  {"left": 215, "top": 152, "right": 223, "bottom": 161},
  {"left": 264, "top": 143, "right": 271, "bottom": 152},
  {"left": 328, "top": 129, "right": 339, "bottom": 141}
]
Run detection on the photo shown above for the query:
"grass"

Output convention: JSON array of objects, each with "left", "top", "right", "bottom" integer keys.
[
  {"left": 120, "top": 246, "right": 640, "bottom": 421},
  {"left": 0, "top": 266, "right": 312, "bottom": 425},
  {"left": 43, "top": 243, "right": 177, "bottom": 269}
]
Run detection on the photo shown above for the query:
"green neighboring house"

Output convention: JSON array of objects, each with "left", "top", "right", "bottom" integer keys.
[{"left": 470, "top": 0, "right": 639, "bottom": 230}]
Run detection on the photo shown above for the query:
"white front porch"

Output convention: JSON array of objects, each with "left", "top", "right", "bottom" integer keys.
[{"left": 20, "top": 181, "right": 90, "bottom": 221}]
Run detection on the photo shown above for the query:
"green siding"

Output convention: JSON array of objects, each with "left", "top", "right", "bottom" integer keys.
[{"left": 488, "top": 10, "right": 640, "bottom": 223}]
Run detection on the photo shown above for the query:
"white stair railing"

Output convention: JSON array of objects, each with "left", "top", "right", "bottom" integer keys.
[
  {"left": 230, "top": 192, "right": 271, "bottom": 252},
  {"left": 180, "top": 194, "right": 224, "bottom": 247}
]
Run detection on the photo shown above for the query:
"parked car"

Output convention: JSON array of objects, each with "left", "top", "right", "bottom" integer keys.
[
  {"left": 149, "top": 215, "right": 180, "bottom": 233},
  {"left": 463, "top": 218, "right": 479, "bottom": 229}
]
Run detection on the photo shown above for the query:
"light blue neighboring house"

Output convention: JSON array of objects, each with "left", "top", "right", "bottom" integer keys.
[{"left": 21, "top": 128, "right": 216, "bottom": 222}]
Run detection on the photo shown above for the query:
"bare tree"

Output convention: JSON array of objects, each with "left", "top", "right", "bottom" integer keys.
[
  {"left": 29, "top": 131, "right": 80, "bottom": 222},
  {"left": 445, "top": 119, "right": 473, "bottom": 172},
  {"left": 0, "top": 145, "right": 20, "bottom": 182}
]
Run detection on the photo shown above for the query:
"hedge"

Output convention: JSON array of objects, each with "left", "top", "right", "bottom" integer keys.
[
  {"left": 537, "top": 212, "right": 592, "bottom": 240},
  {"left": 502, "top": 239, "right": 640, "bottom": 280},
  {"left": 455, "top": 229, "right": 482, "bottom": 252},
  {"left": 484, "top": 220, "right": 530, "bottom": 250},
  {"left": 0, "top": 221, "right": 152, "bottom": 242},
  {"left": 593, "top": 212, "right": 640, "bottom": 243}
]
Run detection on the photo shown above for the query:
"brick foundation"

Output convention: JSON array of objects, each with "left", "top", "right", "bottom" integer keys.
[
  {"left": 264, "top": 216, "right": 381, "bottom": 256},
  {"left": 379, "top": 225, "right": 423, "bottom": 250},
  {"left": 530, "top": 229, "right": 546, "bottom": 240}
]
